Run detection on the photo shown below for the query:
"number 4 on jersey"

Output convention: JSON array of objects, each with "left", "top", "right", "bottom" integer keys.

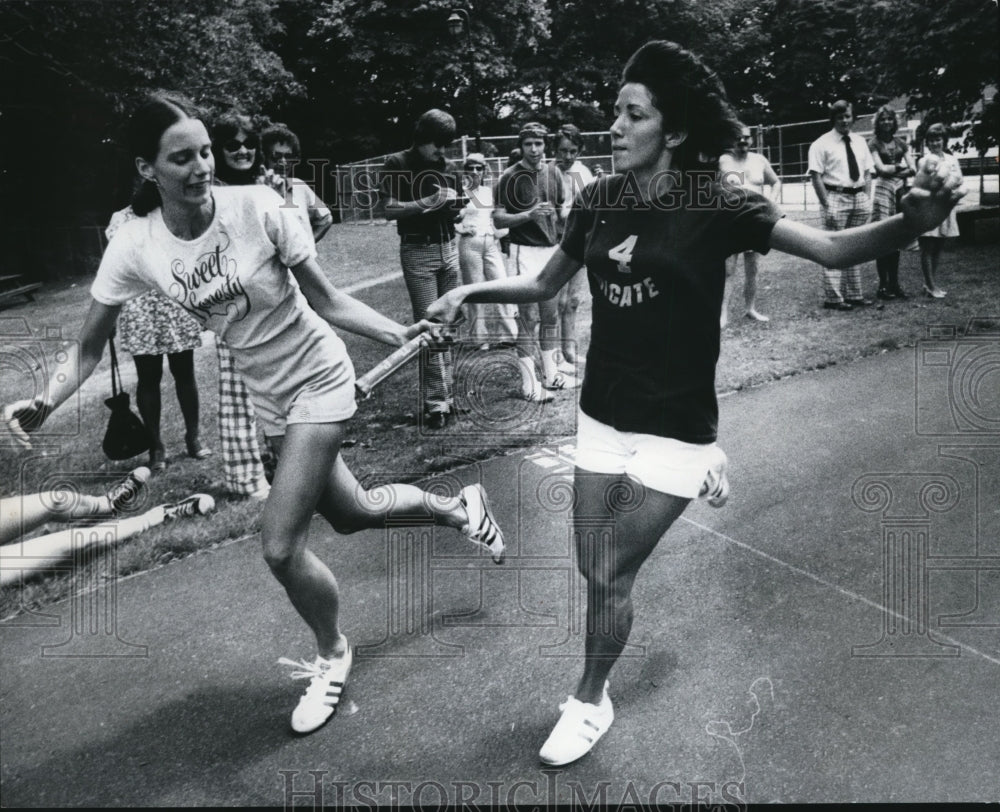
[{"left": 608, "top": 235, "right": 638, "bottom": 274}]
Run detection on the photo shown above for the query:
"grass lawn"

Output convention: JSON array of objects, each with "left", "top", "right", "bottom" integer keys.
[{"left": 1, "top": 214, "right": 997, "bottom": 617}]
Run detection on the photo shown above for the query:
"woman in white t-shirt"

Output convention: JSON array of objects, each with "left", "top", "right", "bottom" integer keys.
[{"left": 1, "top": 93, "right": 506, "bottom": 737}]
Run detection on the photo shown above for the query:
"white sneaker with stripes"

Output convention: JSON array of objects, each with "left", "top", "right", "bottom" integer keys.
[
  {"left": 280, "top": 641, "right": 353, "bottom": 735},
  {"left": 539, "top": 682, "right": 614, "bottom": 766},
  {"left": 459, "top": 483, "right": 505, "bottom": 564}
]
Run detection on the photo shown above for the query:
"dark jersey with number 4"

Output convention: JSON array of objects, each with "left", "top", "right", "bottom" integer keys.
[{"left": 560, "top": 173, "right": 782, "bottom": 443}]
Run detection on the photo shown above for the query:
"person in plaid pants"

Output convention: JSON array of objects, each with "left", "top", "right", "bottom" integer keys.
[{"left": 808, "top": 100, "right": 875, "bottom": 310}]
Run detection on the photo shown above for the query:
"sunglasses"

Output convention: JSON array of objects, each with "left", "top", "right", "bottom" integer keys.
[
  {"left": 223, "top": 137, "right": 258, "bottom": 152},
  {"left": 465, "top": 165, "right": 485, "bottom": 172}
]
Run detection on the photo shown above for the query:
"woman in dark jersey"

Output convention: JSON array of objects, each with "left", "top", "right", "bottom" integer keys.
[{"left": 428, "top": 40, "right": 964, "bottom": 766}]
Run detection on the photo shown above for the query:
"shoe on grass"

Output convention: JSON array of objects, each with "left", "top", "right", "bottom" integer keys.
[
  {"left": 544, "top": 372, "right": 581, "bottom": 390},
  {"left": 459, "top": 483, "right": 505, "bottom": 564},
  {"left": 279, "top": 641, "right": 352, "bottom": 735},
  {"left": 521, "top": 385, "right": 555, "bottom": 403},
  {"left": 163, "top": 494, "right": 215, "bottom": 521},
  {"left": 106, "top": 466, "right": 150, "bottom": 514},
  {"left": 539, "top": 682, "right": 614, "bottom": 766}
]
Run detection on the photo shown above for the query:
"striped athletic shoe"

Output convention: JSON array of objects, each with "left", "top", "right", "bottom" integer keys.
[
  {"left": 539, "top": 682, "right": 614, "bottom": 766},
  {"left": 459, "top": 483, "right": 506, "bottom": 564},
  {"left": 280, "top": 641, "right": 352, "bottom": 735}
]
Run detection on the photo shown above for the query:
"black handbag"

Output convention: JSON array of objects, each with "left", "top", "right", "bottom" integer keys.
[{"left": 102, "top": 335, "right": 150, "bottom": 460}]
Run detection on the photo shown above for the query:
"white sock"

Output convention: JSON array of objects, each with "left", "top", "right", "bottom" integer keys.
[
  {"left": 517, "top": 356, "right": 539, "bottom": 392},
  {"left": 541, "top": 348, "right": 560, "bottom": 383}
]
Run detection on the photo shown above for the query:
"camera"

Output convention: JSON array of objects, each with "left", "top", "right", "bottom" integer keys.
[{"left": 914, "top": 320, "right": 1000, "bottom": 436}]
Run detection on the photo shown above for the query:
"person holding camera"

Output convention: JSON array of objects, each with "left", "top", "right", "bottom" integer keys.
[{"left": 379, "top": 109, "right": 463, "bottom": 429}]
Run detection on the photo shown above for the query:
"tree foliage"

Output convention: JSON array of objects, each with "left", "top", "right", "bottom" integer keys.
[{"left": 0, "top": 0, "right": 996, "bottom": 266}]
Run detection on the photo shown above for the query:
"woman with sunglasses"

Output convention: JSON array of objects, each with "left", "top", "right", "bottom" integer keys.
[
  {"left": 428, "top": 40, "right": 964, "bottom": 766},
  {"left": 210, "top": 111, "right": 271, "bottom": 499},
  {"left": 454, "top": 153, "right": 517, "bottom": 350},
  {"left": 2, "top": 92, "right": 506, "bottom": 735}
]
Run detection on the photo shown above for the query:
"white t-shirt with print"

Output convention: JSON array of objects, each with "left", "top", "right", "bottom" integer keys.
[{"left": 92, "top": 184, "right": 355, "bottom": 431}]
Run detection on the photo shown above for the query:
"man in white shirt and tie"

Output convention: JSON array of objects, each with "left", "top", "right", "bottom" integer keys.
[{"left": 808, "top": 100, "right": 875, "bottom": 310}]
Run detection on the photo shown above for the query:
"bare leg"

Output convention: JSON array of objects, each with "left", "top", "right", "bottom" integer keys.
[
  {"left": 263, "top": 423, "right": 469, "bottom": 658},
  {"left": 0, "top": 507, "right": 164, "bottom": 587},
  {"left": 920, "top": 237, "right": 944, "bottom": 295},
  {"left": 1, "top": 492, "right": 112, "bottom": 545},
  {"left": 742, "top": 252, "right": 769, "bottom": 321},
  {"left": 721, "top": 255, "right": 737, "bottom": 328},
  {"left": 572, "top": 470, "right": 691, "bottom": 704}
]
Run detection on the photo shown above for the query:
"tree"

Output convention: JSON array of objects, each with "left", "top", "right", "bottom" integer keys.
[
  {"left": 271, "top": 0, "right": 551, "bottom": 162},
  {"left": 0, "top": 0, "right": 301, "bottom": 277},
  {"left": 856, "top": 0, "right": 999, "bottom": 136}
]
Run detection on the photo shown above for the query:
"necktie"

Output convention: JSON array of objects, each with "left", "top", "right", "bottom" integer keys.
[{"left": 843, "top": 134, "right": 860, "bottom": 182}]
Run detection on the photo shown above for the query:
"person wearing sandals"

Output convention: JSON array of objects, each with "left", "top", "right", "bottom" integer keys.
[
  {"left": 428, "top": 40, "right": 964, "bottom": 766},
  {"left": 1, "top": 93, "right": 506, "bottom": 736},
  {"left": 917, "top": 123, "right": 964, "bottom": 299},
  {"left": 867, "top": 106, "right": 917, "bottom": 300},
  {"left": 110, "top": 210, "right": 211, "bottom": 471}
]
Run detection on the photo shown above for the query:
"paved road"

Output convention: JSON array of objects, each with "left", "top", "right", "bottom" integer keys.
[{"left": 2, "top": 345, "right": 998, "bottom": 806}]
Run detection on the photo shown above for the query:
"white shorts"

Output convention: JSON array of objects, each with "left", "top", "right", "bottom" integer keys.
[
  {"left": 574, "top": 409, "right": 727, "bottom": 498},
  {"left": 508, "top": 243, "right": 557, "bottom": 278}
]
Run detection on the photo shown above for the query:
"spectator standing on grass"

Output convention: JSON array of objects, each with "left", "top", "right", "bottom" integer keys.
[
  {"left": 719, "top": 125, "right": 782, "bottom": 326},
  {"left": 808, "top": 100, "right": 876, "bottom": 311},
  {"left": 454, "top": 152, "right": 517, "bottom": 350},
  {"left": 495, "top": 122, "right": 574, "bottom": 401},
  {"left": 111, "top": 210, "right": 211, "bottom": 472},
  {"left": 867, "top": 106, "right": 917, "bottom": 300},
  {"left": 553, "top": 123, "right": 595, "bottom": 370},
  {"left": 378, "top": 109, "right": 462, "bottom": 430},
  {"left": 260, "top": 123, "right": 334, "bottom": 243},
  {"left": 428, "top": 39, "right": 963, "bottom": 767},
  {"left": 210, "top": 111, "right": 271, "bottom": 498},
  {"left": 917, "top": 123, "right": 964, "bottom": 299},
  {"left": 2, "top": 92, "right": 506, "bottom": 736}
]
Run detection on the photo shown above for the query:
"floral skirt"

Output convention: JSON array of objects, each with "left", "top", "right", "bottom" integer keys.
[{"left": 118, "top": 291, "right": 203, "bottom": 356}]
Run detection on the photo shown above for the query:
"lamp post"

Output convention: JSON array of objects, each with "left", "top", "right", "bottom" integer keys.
[{"left": 447, "top": 8, "right": 481, "bottom": 152}]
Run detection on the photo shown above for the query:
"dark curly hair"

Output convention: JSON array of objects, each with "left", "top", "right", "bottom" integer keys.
[
  {"left": 621, "top": 40, "right": 743, "bottom": 172},
  {"left": 211, "top": 110, "right": 262, "bottom": 185}
]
